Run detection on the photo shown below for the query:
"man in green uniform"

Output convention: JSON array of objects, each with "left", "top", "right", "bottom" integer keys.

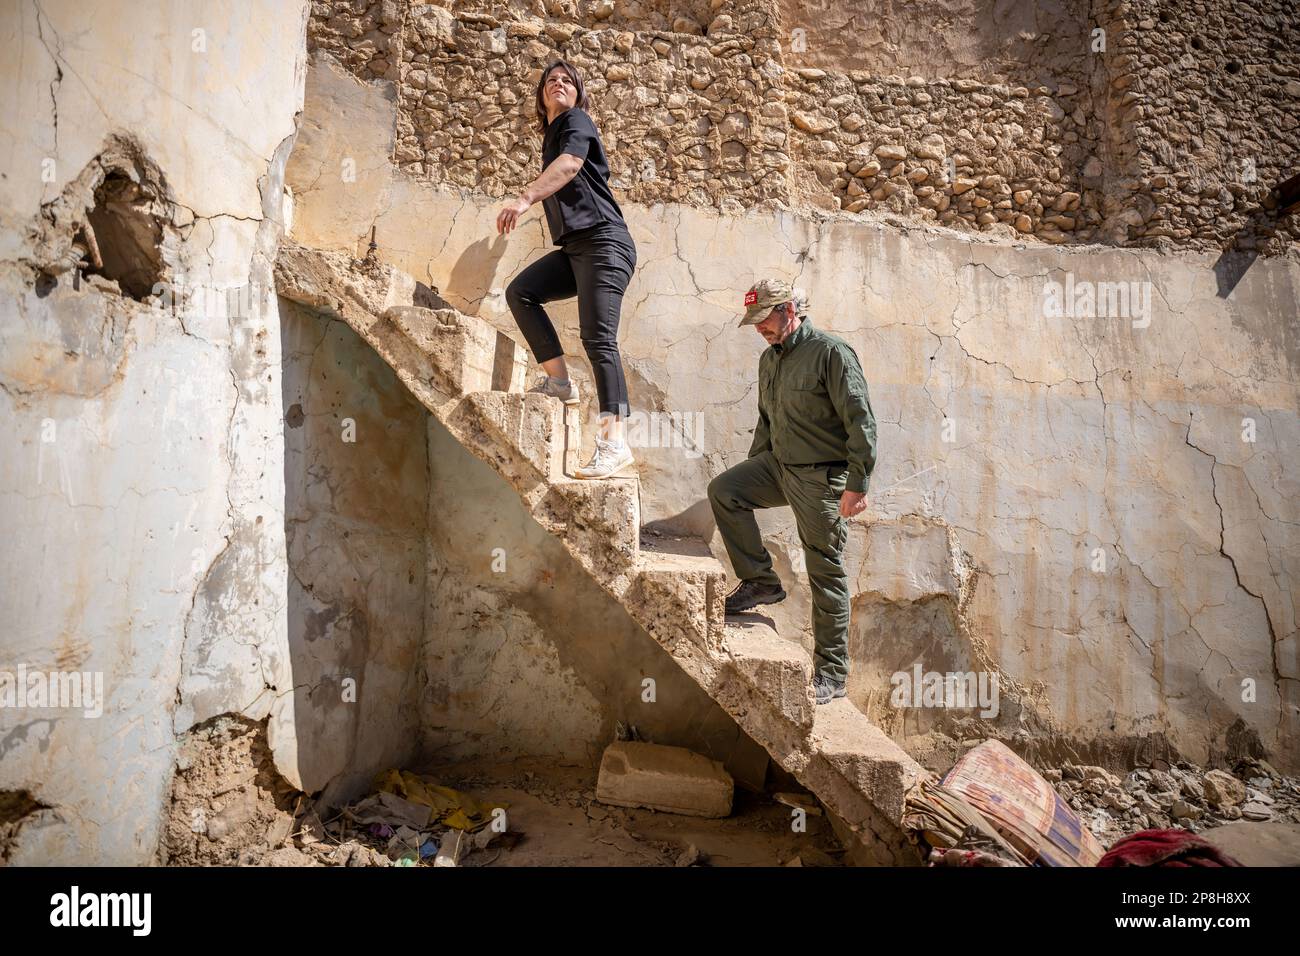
[{"left": 707, "top": 278, "right": 877, "bottom": 704}]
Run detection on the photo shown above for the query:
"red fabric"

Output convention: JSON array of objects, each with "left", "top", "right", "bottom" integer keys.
[{"left": 1097, "top": 828, "right": 1241, "bottom": 867}]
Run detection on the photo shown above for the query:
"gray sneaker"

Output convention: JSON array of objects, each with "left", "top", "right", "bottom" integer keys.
[
  {"left": 575, "top": 437, "right": 635, "bottom": 479},
  {"left": 527, "top": 372, "right": 579, "bottom": 405}
]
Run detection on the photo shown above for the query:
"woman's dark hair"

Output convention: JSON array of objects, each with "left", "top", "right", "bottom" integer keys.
[{"left": 535, "top": 59, "right": 591, "bottom": 133}]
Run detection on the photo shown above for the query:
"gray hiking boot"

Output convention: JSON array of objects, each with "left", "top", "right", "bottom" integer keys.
[
  {"left": 527, "top": 372, "right": 579, "bottom": 405},
  {"left": 813, "top": 673, "right": 846, "bottom": 705},
  {"left": 724, "top": 579, "right": 786, "bottom": 614}
]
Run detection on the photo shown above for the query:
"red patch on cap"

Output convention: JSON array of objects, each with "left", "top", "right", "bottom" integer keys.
[{"left": 744, "top": 290, "right": 758, "bottom": 306}]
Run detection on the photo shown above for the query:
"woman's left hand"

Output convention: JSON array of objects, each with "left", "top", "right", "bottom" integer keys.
[{"left": 496, "top": 196, "right": 532, "bottom": 235}]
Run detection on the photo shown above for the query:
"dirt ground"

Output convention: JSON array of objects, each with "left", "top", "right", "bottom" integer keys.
[
  {"left": 160, "top": 716, "right": 847, "bottom": 867},
  {"left": 411, "top": 756, "right": 846, "bottom": 867}
]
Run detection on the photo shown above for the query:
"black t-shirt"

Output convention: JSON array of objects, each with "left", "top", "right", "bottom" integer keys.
[{"left": 540, "top": 107, "right": 626, "bottom": 245}]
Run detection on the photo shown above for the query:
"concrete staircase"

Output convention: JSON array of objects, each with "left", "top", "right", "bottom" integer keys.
[{"left": 274, "top": 240, "right": 928, "bottom": 865}]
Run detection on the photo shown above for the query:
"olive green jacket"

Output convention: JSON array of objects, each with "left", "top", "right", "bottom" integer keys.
[{"left": 748, "top": 318, "right": 878, "bottom": 494}]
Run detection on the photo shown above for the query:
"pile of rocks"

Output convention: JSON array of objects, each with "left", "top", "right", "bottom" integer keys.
[{"left": 1044, "top": 758, "right": 1300, "bottom": 848}]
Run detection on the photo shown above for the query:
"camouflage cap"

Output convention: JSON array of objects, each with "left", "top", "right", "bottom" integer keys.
[{"left": 739, "top": 277, "right": 795, "bottom": 326}]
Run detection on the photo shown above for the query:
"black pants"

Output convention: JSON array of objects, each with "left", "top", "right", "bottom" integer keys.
[{"left": 504, "top": 222, "right": 636, "bottom": 417}]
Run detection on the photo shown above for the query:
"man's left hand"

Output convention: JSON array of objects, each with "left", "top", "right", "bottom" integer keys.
[{"left": 839, "top": 490, "right": 868, "bottom": 518}]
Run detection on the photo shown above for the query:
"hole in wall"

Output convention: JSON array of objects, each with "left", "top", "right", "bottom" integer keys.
[
  {"left": 84, "top": 171, "right": 167, "bottom": 300},
  {"left": 1225, "top": 60, "right": 1242, "bottom": 74},
  {"left": 34, "top": 273, "right": 57, "bottom": 297},
  {"left": 0, "top": 790, "right": 50, "bottom": 863}
]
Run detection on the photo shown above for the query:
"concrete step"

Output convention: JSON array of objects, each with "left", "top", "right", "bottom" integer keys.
[
  {"left": 454, "top": 391, "right": 563, "bottom": 482},
  {"left": 385, "top": 305, "right": 528, "bottom": 395},
  {"left": 539, "top": 475, "right": 641, "bottom": 579},
  {"left": 723, "top": 625, "right": 815, "bottom": 732},
  {"left": 626, "top": 543, "right": 727, "bottom": 656},
  {"left": 810, "top": 699, "right": 925, "bottom": 828}
]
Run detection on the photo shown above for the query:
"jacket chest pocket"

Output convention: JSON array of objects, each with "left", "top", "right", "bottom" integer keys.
[{"left": 785, "top": 371, "right": 824, "bottom": 411}]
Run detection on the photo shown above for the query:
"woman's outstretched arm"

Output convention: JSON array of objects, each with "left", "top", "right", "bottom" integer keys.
[{"left": 497, "top": 154, "right": 584, "bottom": 235}]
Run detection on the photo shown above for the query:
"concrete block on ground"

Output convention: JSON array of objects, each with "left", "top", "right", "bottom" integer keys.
[{"left": 596, "top": 740, "right": 734, "bottom": 817}]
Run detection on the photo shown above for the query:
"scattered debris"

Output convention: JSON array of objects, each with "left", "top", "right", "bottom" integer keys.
[
  {"left": 674, "top": 842, "right": 702, "bottom": 867},
  {"left": 434, "top": 830, "right": 465, "bottom": 867},
  {"left": 780, "top": 846, "right": 839, "bottom": 867},
  {"left": 348, "top": 790, "right": 433, "bottom": 830},
  {"left": 773, "top": 792, "right": 822, "bottom": 816},
  {"left": 614, "top": 721, "right": 645, "bottom": 742},
  {"left": 373, "top": 769, "right": 508, "bottom": 832},
  {"left": 1050, "top": 756, "right": 1300, "bottom": 847},
  {"left": 904, "top": 776, "right": 1029, "bottom": 866}
]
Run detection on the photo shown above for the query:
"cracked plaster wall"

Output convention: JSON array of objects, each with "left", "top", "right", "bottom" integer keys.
[
  {"left": 287, "top": 53, "right": 1299, "bottom": 772},
  {"left": 0, "top": 0, "right": 309, "bottom": 863}
]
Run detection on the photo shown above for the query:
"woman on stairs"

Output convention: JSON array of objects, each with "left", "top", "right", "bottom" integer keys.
[{"left": 497, "top": 59, "right": 638, "bottom": 480}]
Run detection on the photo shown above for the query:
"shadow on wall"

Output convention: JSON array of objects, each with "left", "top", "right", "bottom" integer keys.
[
  {"left": 443, "top": 234, "right": 511, "bottom": 314},
  {"left": 279, "top": 298, "right": 430, "bottom": 808}
]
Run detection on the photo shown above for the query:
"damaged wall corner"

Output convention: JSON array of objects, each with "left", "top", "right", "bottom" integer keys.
[{"left": 0, "top": 0, "right": 311, "bottom": 865}]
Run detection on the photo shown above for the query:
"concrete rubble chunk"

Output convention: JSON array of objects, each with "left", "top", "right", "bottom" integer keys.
[{"left": 596, "top": 741, "right": 734, "bottom": 818}]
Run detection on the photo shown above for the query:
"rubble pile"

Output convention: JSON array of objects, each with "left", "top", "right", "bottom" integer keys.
[{"left": 1046, "top": 758, "right": 1300, "bottom": 848}]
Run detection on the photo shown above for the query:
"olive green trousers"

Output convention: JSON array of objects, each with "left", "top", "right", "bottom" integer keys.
[{"left": 707, "top": 451, "right": 850, "bottom": 682}]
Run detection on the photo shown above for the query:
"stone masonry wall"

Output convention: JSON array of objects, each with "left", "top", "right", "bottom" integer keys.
[
  {"left": 1103, "top": 0, "right": 1300, "bottom": 251},
  {"left": 306, "top": 0, "right": 1299, "bottom": 253}
]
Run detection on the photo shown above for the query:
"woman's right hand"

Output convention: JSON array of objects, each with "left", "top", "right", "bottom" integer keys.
[{"left": 496, "top": 196, "right": 532, "bottom": 236}]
